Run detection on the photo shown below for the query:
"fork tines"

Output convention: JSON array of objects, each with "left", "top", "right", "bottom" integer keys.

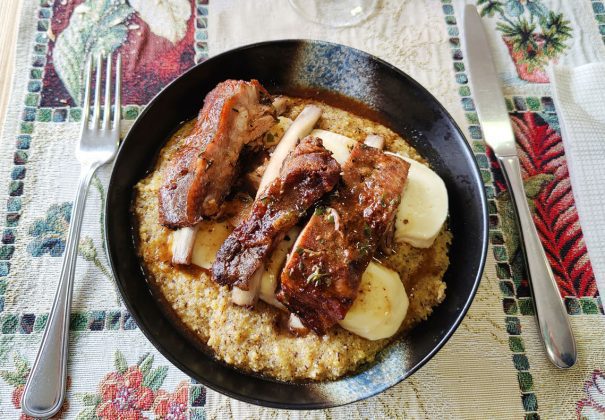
[{"left": 82, "top": 53, "right": 122, "bottom": 130}]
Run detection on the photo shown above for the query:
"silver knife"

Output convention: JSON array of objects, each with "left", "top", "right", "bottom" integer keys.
[{"left": 462, "top": 5, "right": 576, "bottom": 368}]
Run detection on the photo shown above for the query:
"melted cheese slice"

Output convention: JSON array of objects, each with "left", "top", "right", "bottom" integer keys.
[{"left": 339, "top": 262, "right": 409, "bottom": 340}]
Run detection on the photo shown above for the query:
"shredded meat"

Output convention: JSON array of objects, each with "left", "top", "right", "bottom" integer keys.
[
  {"left": 277, "top": 143, "right": 410, "bottom": 334},
  {"left": 212, "top": 136, "right": 341, "bottom": 290},
  {"left": 159, "top": 80, "right": 276, "bottom": 228}
]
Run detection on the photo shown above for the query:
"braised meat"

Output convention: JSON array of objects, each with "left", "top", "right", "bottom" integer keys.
[
  {"left": 159, "top": 80, "right": 276, "bottom": 228},
  {"left": 212, "top": 136, "right": 341, "bottom": 290},
  {"left": 277, "top": 143, "right": 410, "bottom": 334}
]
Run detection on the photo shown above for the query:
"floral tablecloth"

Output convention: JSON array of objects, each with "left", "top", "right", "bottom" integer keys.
[{"left": 0, "top": 0, "right": 604, "bottom": 418}]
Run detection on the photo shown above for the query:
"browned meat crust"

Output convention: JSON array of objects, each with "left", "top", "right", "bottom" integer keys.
[
  {"left": 212, "top": 136, "right": 341, "bottom": 290},
  {"left": 277, "top": 143, "right": 410, "bottom": 334},
  {"left": 159, "top": 80, "right": 276, "bottom": 228}
]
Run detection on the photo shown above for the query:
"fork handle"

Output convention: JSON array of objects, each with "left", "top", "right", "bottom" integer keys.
[
  {"left": 499, "top": 155, "right": 577, "bottom": 369},
  {"left": 21, "top": 165, "right": 97, "bottom": 418}
]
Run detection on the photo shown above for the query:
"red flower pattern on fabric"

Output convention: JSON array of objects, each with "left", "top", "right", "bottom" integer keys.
[
  {"left": 153, "top": 380, "right": 189, "bottom": 420},
  {"left": 576, "top": 370, "right": 605, "bottom": 419},
  {"left": 96, "top": 367, "right": 155, "bottom": 419},
  {"left": 76, "top": 351, "right": 186, "bottom": 419}
]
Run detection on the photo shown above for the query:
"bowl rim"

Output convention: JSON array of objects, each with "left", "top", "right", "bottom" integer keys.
[{"left": 105, "top": 39, "right": 489, "bottom": 410}]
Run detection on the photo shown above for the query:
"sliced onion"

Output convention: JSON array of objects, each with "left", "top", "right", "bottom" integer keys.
[
  {"left": 364, "top": 134, "right": 384, "bottom": 150},
  {"left": 288, "top": 313, "right": 309, "bottom": 336},
  {"left": 231, "top": 267, "right": 263, "bottom": 306},
  {"left": 171, "top": 225, "right": 199, "bottom": 265},
  {"left": 272, "top": 96, "right": 288, "bottom": 116}
]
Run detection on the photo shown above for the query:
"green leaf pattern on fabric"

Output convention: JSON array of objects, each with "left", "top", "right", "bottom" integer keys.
[
  {"left": 53, "top": 0, "right": 133, "bottom": 105},
  {"left": 75, "top": 405, "right": 98, "bottom": 420},
  {"left": 0, "top": 354, "right": 29, "bottom": 387},
  {"left": 143, "top": 366, "right": 169, "bottom": 391},
  {"left": 0, "top": 370, "right": 25, "bottom": 387},
  {"left": 496, "top": 173, "right": 555, "bottom": 267},
  {"left": 80, "top": 392, "right": 103, "bottom": 407},
  {"left": 138, "top": 353, "right": 154, "bottom": 376},
  {"left": 524, "top": 173, "right": 554, "bottom": 200},
  {"left": 506, "top": 0, "right": 523, "bottom": 17},
  {"left": 114, "top": 350, "right": 128, "bottom": 374}
]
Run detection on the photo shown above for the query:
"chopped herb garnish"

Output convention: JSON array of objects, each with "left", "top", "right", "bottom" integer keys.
[
  {"left": 306, "top": 266, "right": 329, "bottom": 287},
  {"left": 326, "top": 214, "right": 335, "bottom": 224},
  {"left": 356, "top": 240, "right": 371, "bottom": 256},
  {"left": 390, "top": 198, "right": 397, "bottom": 206},
  {"left": 363, "top": 222, "right": 371, "bottom": 237},
  {"left": 296, "top": 247, "right": 321, "bottom": 257},
  {"left": 260, "top": 196, "right": 270, "bottom": 204},
  {"left": 314, "top": 206, "right": 326, "bottom": 216}
]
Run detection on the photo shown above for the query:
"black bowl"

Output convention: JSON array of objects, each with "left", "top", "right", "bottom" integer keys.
[{"left": 106, "top": 40, "right": 488, "bottom": 409}]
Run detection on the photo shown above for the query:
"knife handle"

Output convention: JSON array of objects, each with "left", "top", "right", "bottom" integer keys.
[{"left": 499, "top": 155, "right": 577, "bottom": 368}]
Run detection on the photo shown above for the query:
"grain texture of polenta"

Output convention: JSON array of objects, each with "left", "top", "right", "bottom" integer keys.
[{"left": 133, "top": 97, "right": 451, "bottom": 381}]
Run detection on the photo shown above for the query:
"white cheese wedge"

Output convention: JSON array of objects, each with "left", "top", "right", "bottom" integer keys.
[
  {"left": 388, "top": 154, "right": 448, "bottom": 248},
  {"left": 310, "top": 129, "right": 356, "bottom": 165},
  {"left": 189, "top": 221, "right": 233, "bottom": 269},
  {"left": 339, "top": 262, "right": 408, "bottom": 340},
  {"left": 259, "top": 227, "right": 301, "bottom": 310}
]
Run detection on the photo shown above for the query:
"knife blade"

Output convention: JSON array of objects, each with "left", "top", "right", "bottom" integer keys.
[{"left": 462, "top": 5, "right": 577, "bottom": 369}]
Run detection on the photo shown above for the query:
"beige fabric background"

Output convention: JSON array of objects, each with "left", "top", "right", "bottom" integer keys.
[{"left": 0, "top": 1, "right": 603, "bottom": 418}]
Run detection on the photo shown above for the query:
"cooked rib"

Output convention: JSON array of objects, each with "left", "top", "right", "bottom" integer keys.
[
  {"left": 362, "top": 133, "right": 396, "bottom": 254},
  {"left": 159, "top": 79, "right": 276, "bottom": 228},
  {"left": 212, "top": 136, "right": 340, "bottom": 292},
  {"left": 227, "top": 105, "right": 322, "bottom": 304},
  {"left": 277, "top": 143, "right": 410, "bottom": 334}
]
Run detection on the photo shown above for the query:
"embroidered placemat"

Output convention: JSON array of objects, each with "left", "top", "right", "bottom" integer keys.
[{"left": 0, "top": 1, "right": 604, "bottom": 418}]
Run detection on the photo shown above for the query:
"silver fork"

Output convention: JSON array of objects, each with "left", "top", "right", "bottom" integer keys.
[{"left": 21, "top": 54, "right": 121, "bottom": 419}]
